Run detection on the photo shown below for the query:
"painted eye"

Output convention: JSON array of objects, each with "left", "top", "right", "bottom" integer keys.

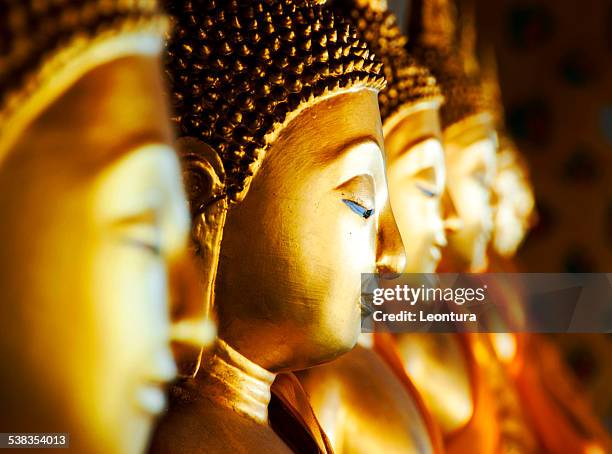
[
  {"left": 343, "top": 199, "right": 375, "bottom": 219},
  {"left": 416, "top": 183, "right": 437, "bottom": 198}
]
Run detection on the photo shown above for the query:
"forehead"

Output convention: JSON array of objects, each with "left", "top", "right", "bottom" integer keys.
[
  {"left": 384, "top": 104, "right": 443, "bottom": 162},
  {"left": 12, "top": 55, "right": 173, "bottom": 174},
  {"left": 388, "top": 137, "right": 445, "bottom": 175},
  {"left": 270, "top": 88, "right": 385, "bottom": 168}
]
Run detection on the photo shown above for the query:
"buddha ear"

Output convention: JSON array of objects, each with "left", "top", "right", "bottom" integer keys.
[{"left": 174, "top": 136, "right": 228, "bottom": 376}]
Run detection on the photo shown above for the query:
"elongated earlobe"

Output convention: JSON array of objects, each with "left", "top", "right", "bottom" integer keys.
[{"left": 173, "top": 137, "right": 228, "bottom": 376}]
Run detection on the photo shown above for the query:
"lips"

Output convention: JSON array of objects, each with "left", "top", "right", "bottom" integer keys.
[{"left": 136, "top": 349, "right": 177, "bottom": 416}]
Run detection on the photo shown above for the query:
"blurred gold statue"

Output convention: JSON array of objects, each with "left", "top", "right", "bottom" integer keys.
[
  {"left": 478, "top": 48, "right": 535, "bottom": 260},
  {"left": 0, "top": 1, "right": 211, "bottom": 453},
  {"left": 480, "top": 44, "right": 611, "bottom": 454},
  {"left": 150, "top": 1, "right": 405, "bottom": 452},
  {"left": 408, "top": 0, "right": 497, "bottom": 274}
]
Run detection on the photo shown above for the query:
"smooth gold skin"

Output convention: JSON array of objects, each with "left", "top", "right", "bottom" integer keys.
[
  {"left": 0, "top": 56, "right": 203, "bottom": 454},
  {"left": 443, "top": 120, "right": 497, "bottom": 272},
  {"left": 492, "top": 147, "right": 535, "bottom": 258},
  {"left": 386, "top": 105, "right": 447, "bottom": 273},
  {"left": 215, "top": 89, "right": 406, "bottom": 371}
]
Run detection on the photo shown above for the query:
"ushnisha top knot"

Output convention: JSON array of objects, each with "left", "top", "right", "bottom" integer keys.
[
  {"left": 413, "top": 46, "right": 486, "bottom": 131},
  {"left": 330, "top": 0, "right": 443, "bottom": 127},
  {"left": 165, "top": 0, "right": 387, "bottom": 202},
  {"left": 408, "top": 0, "right": 490, "bottom": 132},
  {"left": 0, "top": 0, "right": 167, "bottom": 156}
]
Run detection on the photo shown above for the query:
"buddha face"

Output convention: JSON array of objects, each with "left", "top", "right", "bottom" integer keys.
[
  {"left": 385, "top": 106, "right": 447, "bottom": 273},
  {"left": 443, "top": 124, "right": 497, "bottom": 271},
  {"left": 0, "top": 56, "right": 194, "bottom": 453},
  {"left": 214, "top": 89, "right": 406, "bottom": 371},
  {"left": 492, "top": 148, "right": 535, "bottom": 257}
]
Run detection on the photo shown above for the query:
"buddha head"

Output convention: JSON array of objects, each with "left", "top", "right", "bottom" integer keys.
[
  {"left": 166, "top": 0, "right": 406, "bottom": 372},
  {"left": 408, "top": 0, "right": 497, "bottom": 272},
  {"left": 479, "top": 46, "right": 536, "bottom": 258},
  {"left": 331, "top": 0, "right": 447, "bottom": 273},
  {"left": 0, "top": 1, "right": 209, "bottom": 452}
]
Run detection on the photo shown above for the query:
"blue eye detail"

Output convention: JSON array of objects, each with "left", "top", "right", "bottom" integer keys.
[
  {"left": 417, "top": 184, "right": 437, "bottom": 198},
  {"left": 343, "top": 199, "right": 375, "bottom": 219}
]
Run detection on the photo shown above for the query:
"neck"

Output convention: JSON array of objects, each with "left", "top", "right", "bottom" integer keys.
[{"left": 194, "top": 338, "right": 276, "bottom": 424}]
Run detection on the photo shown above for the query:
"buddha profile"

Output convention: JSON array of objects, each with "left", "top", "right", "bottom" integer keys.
[
  {"left": 296, "top": 1, "right": 447, "bottom": 452},
  {"left": 408, "top": 0, "right": 497, "bottom": 273},
  {"left": 479, "top": 49, "right": 536, "bottom": 259},
  {"left": 0, "top": 1, "right": 210, "bottom": 453},
  {"left": 150, "top": 1, "right": 405, "bottom": 452}
]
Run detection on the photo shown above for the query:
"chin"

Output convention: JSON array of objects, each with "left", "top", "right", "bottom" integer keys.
[
  {"left": 470, "top": 245, "right": 489, "bottom": 272},
  {"left": 308, "top": 325, "right": 360, "bottom": 367}
]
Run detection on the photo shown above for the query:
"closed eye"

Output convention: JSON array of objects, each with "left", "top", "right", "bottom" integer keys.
[
  {"left": 416, "top": 183, "right": 437, "bottom": 198},
  {"left": 343, "top": 199, "right": 375, "bottom": 219},
  {"left": 113, "top": 211, "right": 163, "bottom": 257},
  {"left": 122, "top": 237, "right": 163, "bottom": 256}
]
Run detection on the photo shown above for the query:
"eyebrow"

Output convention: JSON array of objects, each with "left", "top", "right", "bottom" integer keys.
[
  {"left": 89, "top": 131, "right": 171, "bottom": 172},
  {"left": 313, "top": 136, "right": 382, "bottom": 166},
  {"left": 110, "top": 209, "right": 160, "bottom": 228},
  {"left": 393, "top": 133, "right": 439, "bottom": 161}
]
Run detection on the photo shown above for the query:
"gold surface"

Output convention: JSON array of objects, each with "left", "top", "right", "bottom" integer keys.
[
  {"left": 386, "top": 105, "right": 447, "bottom": 273},
  {"left": 395, "top": 333, "right": 474, "bottom": 435},
  {"left": 491, "top": 143, "right": 536, "bottom": 257},
  {"left": 442, "top": 116, "right": 498, "bottom": 272},
  {"left": 0, "top": 54, "right": 209, "bottom": 453},
  {"left": 151, "top": 340, "right": 292, "bottom": 454},
  {"left": 299, "top": 344, "right": 434, "bottom": 454}
]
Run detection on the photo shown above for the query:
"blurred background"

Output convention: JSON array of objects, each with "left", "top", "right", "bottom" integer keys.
[{"left": 389, "top": 0, "right": 612, "bottom": 431}]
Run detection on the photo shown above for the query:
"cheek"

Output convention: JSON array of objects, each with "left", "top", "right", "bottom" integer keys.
[
  {"left": 298, "top": 199, "right": 377, "bottom": 277},
  {"left": 391, "top": 188, "right": 423, "bottom": 241},
  {"left": 454, "top": 180, "right": 490, "bottom": 224},
  {"left": 91, "top": 243, "right": 169, "bottom": 407}
]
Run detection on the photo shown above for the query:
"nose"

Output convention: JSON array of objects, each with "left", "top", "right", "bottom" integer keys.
[
  {"left": 442, "top": 189, "right": 463, "bottom": 234},
  {"left": 168, "top": 251, "right": 217, "bottom": 376},
  {"left": 375, "top": 199, "right": 407, "bottom": 274}
]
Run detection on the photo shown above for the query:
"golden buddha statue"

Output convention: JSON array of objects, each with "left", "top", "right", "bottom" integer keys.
[
  {"left": 150, "top": 1, "right": 405, "bottom": 452},
  {"left": 0, "top": 1, "right": 212, "bottom": 453},
  {"left": 297, "top": 1, "right": 447, "bottom": 452},
  {"left": 408, "top": 0, "right": 497, "bottom": 274},
  {"left": 477, "top": 47, "right": 536, "bottom": 262}
]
